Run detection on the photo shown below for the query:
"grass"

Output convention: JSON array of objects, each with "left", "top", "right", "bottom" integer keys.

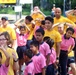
[{"left": 0, "top": 7, "right": 51, "bottom": 16}]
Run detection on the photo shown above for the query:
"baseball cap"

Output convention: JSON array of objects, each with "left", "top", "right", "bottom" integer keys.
[{"left": 1, "top": 16, "right": 8, "bottom": 21}]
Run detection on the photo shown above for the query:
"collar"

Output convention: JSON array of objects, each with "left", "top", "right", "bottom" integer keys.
[
  {"left": 19, "top": 34, "right": 24, "bottom": 36},
  {"left": 26, "top": 60, "right": 33, "bottom": 66},
  {"left": 36, "top": 52, "right": 40, "bottom": 56},
  {"left": 39, "top": 41, "right": 44, "bottom": 45},
  {"left": 64, "top": 34, "right": 70, "bottom": 40}
]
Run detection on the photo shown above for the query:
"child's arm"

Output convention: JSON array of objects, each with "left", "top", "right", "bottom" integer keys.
[
  {"left": 0, "top": 46, "right": 10, "bottom": 67},
  {"left": 46, "top": 54, "right": 50, "bottom": 66},
  {"left": 42, "top": 68, "right": 46, "bottom": 75}
]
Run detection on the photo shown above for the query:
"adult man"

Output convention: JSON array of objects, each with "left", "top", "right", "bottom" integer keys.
[
  {"left": 0, "top": 16, "right": 16, "bottom": 49},
  {"left": 54, "top": 8, "right": 76, "bottom": 32}
]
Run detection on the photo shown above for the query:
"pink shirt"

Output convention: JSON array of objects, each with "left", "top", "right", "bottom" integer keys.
[
  {"left": 24, "top": 60, "right": 34, "bottom": 75},
  {"left": 49, "top": 48, "right": 56, "bottom": 65},
  {"left": 32, "top": 53, "right": 46, "bottom": 74},
  {"left": 60, "top": 35, "right": 75, "bottom": 51},
  {"left": 16, "top": 32, "right": 28, "bottom": 46},
  {"left": 0, "top": 64, "right": 8, "bottom": 75},
  {"left": 39, "top": 42, "right": 51, "bottom": 58}
]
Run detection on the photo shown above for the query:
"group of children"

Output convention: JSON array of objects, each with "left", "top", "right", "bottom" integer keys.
[{"left": 0, "top": 6, "right": 76, "bottom": 75}]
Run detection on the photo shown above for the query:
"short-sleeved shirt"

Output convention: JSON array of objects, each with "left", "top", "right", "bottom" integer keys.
[
  {"left": 60, "top": 35, "right": 75, "bottom": 51},
  {"left": 26, "top": 24, "right": 34, "bottom": 40},
  {"left": 32, "top": 53, "right": 46, "bottom": 74},
  {"left": 16, "top": 32, "right": 28, "bottom": 46},
  {"left": 67, "top": 14, "right": 76, "bottom": 24},
  {"left": 24, "top": 60, "right": 34, "bottom": 75},
  {"left": 0, "top": 64, "right": 8, "bottom": 75},
  {"left": 0, "top": 25, "right": 16, "bottom": 40},
  {"left": 54, "top": 16, "right": 75, "bottom": 32},
  {"left": 0, "top": 48, "right": 18, "bottom": 75},
  {"left": 39, "top": 42, "right": 51, "bottom": 58},
  {"left": 31, "top": 13, "right": 45, "bottom": 26},
  {"left": 49, "top": 48, "right": 56, "bottom": 65},
  {"left": 44, "top": 29, "right": 61, "bottom": 50}
]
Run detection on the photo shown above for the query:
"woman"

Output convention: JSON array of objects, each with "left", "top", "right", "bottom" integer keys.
[{"left": 0, "top": 32, "right": 19, "bottom": 75}]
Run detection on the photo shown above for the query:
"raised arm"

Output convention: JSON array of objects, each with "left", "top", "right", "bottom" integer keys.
[
  {"left": 0, "top": 46, "right": 10, "bottom": 67},
  {"left": 65, "top": 10, "right": 74, "bottom": 17}
]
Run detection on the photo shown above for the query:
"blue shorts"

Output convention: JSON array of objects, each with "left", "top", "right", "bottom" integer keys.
[
  {"left": 67, "top": 57, "right": 75, "bottom": 66},
  {"left": 17, "top": 46, "right": 27, "bottom": 59}
]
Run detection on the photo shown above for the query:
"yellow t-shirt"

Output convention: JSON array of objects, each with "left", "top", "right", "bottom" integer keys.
[
  {"left": 0, "top": 25, "right": 16, "bottom": 40},
  {"left": 0, "top": 48, "right": 18, "bottom": 75},
  {"left": 44, "top": 29, "right": 62, "bottom": 50},
  {"left": 68, "top": 51, "right": 74, "bottom": 57},
  {"left": 67, "top": 15, "right": 76, "bottom": 38},
  {"left": 67, "top": 14, "right": 76, "bottom": 24},
  {"left": 26, "top": 23, "right": 34, "bottom": 40},
  {"left": 54, "top": 16, "right": 75, "bottom": 31},
  {"left": 31, "top": 13, "right": 45, "bottom": 26}
]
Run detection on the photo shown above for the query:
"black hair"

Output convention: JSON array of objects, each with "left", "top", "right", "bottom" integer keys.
[
  {"left": 24, "top": 49, "right": 33, "bottom": 59},
  {"left": 41, "top": 20, "right": 45, "bottom": 25},
  {"left": 25, "top": 16, "right": 33, "bottom": 22},
  {"left": 74, "top": 7, "right": 76, "bottom": 10},
  {"left": 66, "top": 27, "right": 74, "bottom": 34},
  {"left": 19, "top": 26, "right": 26, "bottom": 30},
  {"left": 30, "top": 41, "right": 39, "bottom": 48},
  {"left": 35, "top": 28, "right": 45, "bottom": 36},
  {"left": 0, "top": 52, "right": 2, "bottom": 58},
  {"left": 43, "top": 36, "right": 54, "bottom": 49},
  {"left": 45, "top": 16, "right": 54, "bottom": 24},
  {"left": 43, "top": 36, "right": 50, "bottom": 41}
]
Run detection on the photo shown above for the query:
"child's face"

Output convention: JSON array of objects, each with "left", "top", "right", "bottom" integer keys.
[
  {"left": 20, "top": 28, "right": 25, "bottom": 34},
  {"left": 35, "top": 32, "right": 43, "bottom": 42},
  {"left": 0, "top": 35, "right": 7, "bottom": 46},
  {"left": 41, "top": 25, "right": 45, "bottom": 29},
  {"left": 25, "top": 19, "right": 30, "bottom": 24},
  {"left": 23, "top": 54, "right": 28, "bottom": 62},
  {"left": 66, "top": 30, "right": 73, "bottom": 38},
  {"left": 30, "top": 45, "right": 38, "bottom": 54}
]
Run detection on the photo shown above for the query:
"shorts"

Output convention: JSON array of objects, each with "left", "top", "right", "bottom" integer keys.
[
  {"left": 17, "top": 46, "right": 27, "bottom": 59},
  {"left": 67, "top": 57, "right": 75, "bottom": 67}
]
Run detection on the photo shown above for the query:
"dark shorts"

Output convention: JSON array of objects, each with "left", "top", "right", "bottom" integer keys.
[
  {"left": 46, "top": 64, "right": 55, "bottom": 75},
  {"left": 17, "top": 46, "right": 27, "bottom": 59},
  {"left": 67, "top": 57, "right": 75, "bottom": 66}
]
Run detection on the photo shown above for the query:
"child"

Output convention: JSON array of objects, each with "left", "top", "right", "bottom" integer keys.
[
  {"left": 59, "top": 27, "right": 75, "bottom": 75},
  {"left": 43, "top": 37, "right": 57, "bottom": 75},
  {"left": 33, "top": 20, "right": 46, "bottom": 41},
  {"left": 0, "top": 47, "right": 10, "bottom": 75},
  {"left": 35, "top": 28, "right": 51, "bottom": 66},
  {"left": 30, "top": 41, "right": 46, "bottom": 75},
  {"left": 15, "top": 25, "right": 29, "bottom": 74},
  {"left": 23, "top": 49, "right": 34, "bottom": 75}
]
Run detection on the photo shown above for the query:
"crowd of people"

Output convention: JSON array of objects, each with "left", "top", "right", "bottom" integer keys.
[{"left": 0, "top": 6, "right": 76, "bottom": 75}]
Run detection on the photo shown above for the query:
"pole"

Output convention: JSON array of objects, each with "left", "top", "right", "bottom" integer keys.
[{"left": 63, "top": 0, "right": 66, "bottom": 16}]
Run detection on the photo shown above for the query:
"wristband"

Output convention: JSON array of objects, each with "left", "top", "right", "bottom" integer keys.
[
  {"left": 14, "top": 58, "right": 18, "bottom": 62},
  {"left": 56, "top": 57, "right": 59, "bottom": 60}
]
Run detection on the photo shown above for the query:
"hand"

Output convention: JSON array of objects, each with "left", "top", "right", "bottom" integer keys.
[
  {"left": 56, "top": 59, "right": 59, "bottom": 65},
  {"left": 0, "top": 45, "right": 6, "bottom": 51},
  {"left": 12, "top": 52, "right": 17, "bottom": 61}
]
